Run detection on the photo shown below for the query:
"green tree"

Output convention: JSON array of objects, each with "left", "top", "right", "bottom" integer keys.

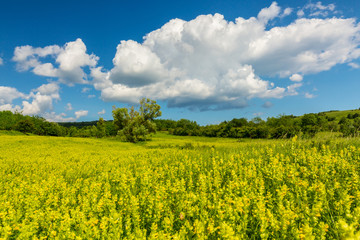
[
  {"left": 14, "top": 119, "right": 35, "bottom": 134},
  {"left": 96, "top": 117, "right": 106, "bottom": 138},
  {"left": 112, "top": 98, "right": 162, "bottom": 142}
]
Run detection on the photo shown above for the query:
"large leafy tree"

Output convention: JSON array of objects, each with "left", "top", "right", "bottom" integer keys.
[{"left": 112, "top": 98, "right": 162, "bottom": 142}]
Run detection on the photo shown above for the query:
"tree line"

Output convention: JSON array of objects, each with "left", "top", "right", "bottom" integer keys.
[
  {"left": 155, "top": 112, "right": 360, "bottom": 139},
  {"left": 2, "top": 103, "right": 360, "bottom": 141},
  {"left": 0, "top": 98, "right": 161, "bottom": 142}
]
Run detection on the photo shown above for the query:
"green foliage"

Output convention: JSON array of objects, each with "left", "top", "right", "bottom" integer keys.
[
  {"left": 166, "top": 110, "right": 360, "bottom": 139},
  {"left": 95, "top": 117, "right": 106, "bottom": 138},
  {"left": 112, "top": 98, "right": 161, "bottom": 142},
  {"left": 0, "top": 110, "right": 67, "bottom": 136},
  {"left": 14, "top": 119, "right": 35, "bottom": 133}
]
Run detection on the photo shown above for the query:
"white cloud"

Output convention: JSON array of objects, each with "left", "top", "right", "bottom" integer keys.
[
  {"left": 66, "top": 103, "right": 73, "bottom": 111},
  {"left": 22, "top": 82, "right": 60, "bottom": 115},
  {"left": 0, "top": 86, "right": 25, "bottom": 105},
  {"left": 289, "top": 73, "right": 303, "bottom": 82},
  {"left": 286, "top": 83, "right": 302, "bottom": 96},
  {"left": 21, "top": 82, "right": 60, "bottom": 115},
  {"left": 297, "top": 2, "right": 337, "bottom": 18},
  {"left": 257, "top": 2, "right": 281, "bottom": 24},
  {"left": 81, "top": 87, "right": 91, "bottom": 93},
  {"left": 297, "top": 10, "right": 305, "bottom": 18},
  {"left": 0, "top": 104, "right": 22, "bottom": 112},
  {"left": 92, "top": 3, "right": 360, "bottom": 111},
  {"left": 0, "top": 83, "right": 60, "bottom": 116},
  {"left": 22, "top": 94, "right": 53, "bottom": 115},
  {"left": 33, "top": 63, "right": 58, "bottom": 77},
  {"left": 109, "top": 40, "right": 168, "bottom": 87},
  {"left": 98, "top": 109, "right": 105, "bottom": 115},
  {"left": 43, "top": 112, "right": 76, "bottom": 122},
  {"left": 305, "top": 92, "right": 316, "bottom": 98},
  {"left": 10, "top": 2, "right": 360, "bottom": 112},
  {"left": 0, "top": 57, "right": 3, "bottom": 65},
  {"left": 281, "top": 8, "right": 293, "bottom": 17},
  {"left": 88, "top": 94, "right": 96, "bottom": 98},
  {"left": 13, "top": 45, "right": 61, "bottom": 71},
  {"left": 13, "top": 39, "right": 98, "bottom": 85},
  {"left": 75, "top": 110, "right": 88, "bottom": 119},
  {"left": 306, "top": 2, "right": 336, "bottom": 17},
  {"left": 56, "top": 39, "right": 98, "bottom": 85},
  {"left": 348, "top": 62, "right": 360, "bottom": 69},
  {"left": 35, "top": 82, "right": 59, "bottom": 97}
]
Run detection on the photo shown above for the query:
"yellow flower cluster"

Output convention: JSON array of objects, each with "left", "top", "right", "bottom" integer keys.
[{"left": 1, "top": 134, "right": 360, "bottom": 239}]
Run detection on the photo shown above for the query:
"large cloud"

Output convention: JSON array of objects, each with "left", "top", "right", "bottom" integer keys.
[
  {"left": 0, "top": 83, "right": 87, "bottom": 122},
  {"left": 11, "top": 2, "right": 360, "bottom": 112},
  {"left": 21, "top": 82, "right": 60, "bottom": 115},
  {"left": 91, "top": 2, "right": 360, "bottom": 110},
  {"left": 0, "top": 83, "right": 59, "bottom": 115},
  {"left": 0, "top": 86, "right": 25, "bottom": 105},
  {"left": 13, "top": 39, "right": 98, "bottom": 85}
]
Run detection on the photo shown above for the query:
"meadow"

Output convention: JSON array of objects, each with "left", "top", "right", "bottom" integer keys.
[{"left": 1, "top": 132, "right": 360, "bottom": 239}]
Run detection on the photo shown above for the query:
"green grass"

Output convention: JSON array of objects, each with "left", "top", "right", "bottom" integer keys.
[
  {"left": 320, "top": 109, "right": 360, "bottom": 120},
  {"left": 0, "top": 130, "right": 26, "bottom": 136}
]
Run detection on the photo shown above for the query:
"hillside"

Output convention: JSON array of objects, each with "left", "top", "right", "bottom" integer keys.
[{"left": 319, "top": 109, "right": 360, "bottom": 121}]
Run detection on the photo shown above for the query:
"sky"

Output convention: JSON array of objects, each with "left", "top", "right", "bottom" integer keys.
[{"left": 0, "top": 0, "right": 360, "bottom": 125}]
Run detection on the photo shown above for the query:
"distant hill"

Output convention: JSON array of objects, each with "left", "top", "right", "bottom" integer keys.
[{"left": 318, "top": 109, "right": 360, "bottom": 121}]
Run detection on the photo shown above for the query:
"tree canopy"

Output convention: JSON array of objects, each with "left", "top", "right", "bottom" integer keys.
[{"left": 112, "top": 98, "right": 162, "bottom": 142}]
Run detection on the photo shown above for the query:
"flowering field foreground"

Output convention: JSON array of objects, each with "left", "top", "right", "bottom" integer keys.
[{"left": 1, "top": 133, "right": 360, "bottom": 239}]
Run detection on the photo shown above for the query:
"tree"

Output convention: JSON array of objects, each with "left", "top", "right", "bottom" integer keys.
[
  {"left": 14, "top": 119, "right": 35, "bottom": 134},
  {"left": 96, "top": 117, "right": 106, "bottom": 138},
  {"left": 112, "top": 98, "right": 162, "bottom": 142}
]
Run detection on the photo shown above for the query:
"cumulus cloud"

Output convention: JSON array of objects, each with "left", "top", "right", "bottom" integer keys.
[
  {"left": 0, "top": 86, "right": 25, "bottom": 105},
  {"left": 0, "top": 83, "right": 89, "bottom": 122},
  {"left": 10, "top": 2, "right": 360, "bottom": 112},
  {"left": 0, "top": 104, "right": 22, "bottom": 112},
  {"left": 21, "top": 82, "right": 60, "bottom": 115},
  {"left": 0, "top": 83, "right": 60, "bottom": 116},
  {"left": 91, "top": 2, "right": 360, "bottom": 110},
  {"left": 13, "top": 39, "right": 98, "bottom": 85},
  {"left": 257, "top": 2, "right": 281, "bottom": 24},
  {"left": 289, "top": 74, "right": 303, "bottom": 82},
  {"left": 75, "top": 110, "right": 88, "bottom": 119},
  {"left": 22, "top": 94, "right": 55, "bottom": 115}
]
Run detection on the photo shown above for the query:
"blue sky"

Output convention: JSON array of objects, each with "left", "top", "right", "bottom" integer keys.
[{"left": 0, "top": 0, "right": 360, "bottom": 125}]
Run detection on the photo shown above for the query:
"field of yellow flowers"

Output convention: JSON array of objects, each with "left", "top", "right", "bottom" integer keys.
[{"left": 1, "top": 132, "right": 360, "bottom": 239}]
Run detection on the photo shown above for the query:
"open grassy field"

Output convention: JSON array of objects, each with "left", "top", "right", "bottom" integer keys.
[
  {"left": 321, "top": 109, "right": 360, "bottom": 121},
  {"left": 1, "top": 133, "right": 360, "bottom": 239}
]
